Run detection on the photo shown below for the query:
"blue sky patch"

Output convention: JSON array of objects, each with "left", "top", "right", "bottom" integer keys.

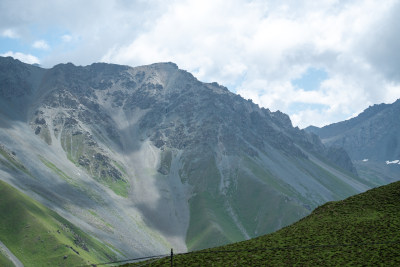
[
  {"left": 292, "top": 67, "right": 328, "bottom": 91},
  {"left": 1, "top": 26, "right": 75, "bottom": 62},
  {"left": 0, "top": 36, "right": 26, "bottom": 53}
]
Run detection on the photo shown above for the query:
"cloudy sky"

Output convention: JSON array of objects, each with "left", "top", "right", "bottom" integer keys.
[{"left": 1, "top": 0, "right": 399, "bottom": 128}]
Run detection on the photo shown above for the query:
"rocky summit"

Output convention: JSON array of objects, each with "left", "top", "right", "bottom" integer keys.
[{"left": 0, "top": 56, "right": 380, "bottom": 257}]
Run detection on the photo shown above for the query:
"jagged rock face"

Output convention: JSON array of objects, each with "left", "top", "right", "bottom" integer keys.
[{"left": 0, "top": 56, "right": 376, "bottom": 255}]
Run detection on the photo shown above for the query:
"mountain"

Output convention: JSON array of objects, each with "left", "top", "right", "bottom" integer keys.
[
  {"left": 0, "top": 56, "right": 380, "bottom": 257},
  {"left": 129, "top": 180, "right": 400, "bottom": 266},
  {"left": 306, "top": 100, "right": 400, "bottom": 185}
]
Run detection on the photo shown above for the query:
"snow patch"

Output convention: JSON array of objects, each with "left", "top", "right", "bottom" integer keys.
[{"left": 386, "top": 160, "right": 400, "bottom": 165}]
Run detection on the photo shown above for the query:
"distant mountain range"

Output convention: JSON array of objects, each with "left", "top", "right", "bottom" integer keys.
[
  {"left": 306, "top": 99, "right": 400, "bottom": 185},
  {"left": 0, "top": 56, "right": 393, "bottom": 261}
]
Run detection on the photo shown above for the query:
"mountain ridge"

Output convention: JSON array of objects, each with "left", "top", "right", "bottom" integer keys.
[{"left": 305, "top": 100, "right": 398, "bottom": 143}]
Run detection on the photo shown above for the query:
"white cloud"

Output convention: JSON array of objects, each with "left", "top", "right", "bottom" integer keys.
[
  {"left": 32, "top": 40, "right": 50, "bottom": 50},
  {"left": 0, "top": 51, "right": 40, "bottom": 64},
  {"left": 61, "top": 34, "right": 72, "bottom": 42},
  {"left": 1, "top": 29, "right": 19, "bottom": 38}
]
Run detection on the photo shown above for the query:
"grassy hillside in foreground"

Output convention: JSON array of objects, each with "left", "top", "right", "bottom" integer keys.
[
  {"left": 0, "top": 179, "right": 117, "bottom": 267},
  {"left": 125, "top": 181, "right": 400, "bottom": 266}
]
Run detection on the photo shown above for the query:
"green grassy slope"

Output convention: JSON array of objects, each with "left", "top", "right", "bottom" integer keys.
[
  {"left": 126, "top": 181, "right": 400, "bottom": 266},
  {"left": 0, "top": 179, "right": 117, "bottom": 267}
]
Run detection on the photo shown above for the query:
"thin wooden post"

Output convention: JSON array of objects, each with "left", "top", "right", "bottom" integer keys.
[{"left": 170, "top": 248, "right": 173, "bottom": 267}]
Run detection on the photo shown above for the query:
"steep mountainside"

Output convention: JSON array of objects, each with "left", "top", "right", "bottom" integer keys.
[
  {"left": 130, "top": 180, "right": 400, "bottom": 266},
  {"left": 0, "top": 180, "right": 117, "bottom": 266},
  {"left": 306, "top": 100, "right": 400, "bottom": 185},
  {"left": 0, "top": 56, "right": 379, "bottom": 256}
]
